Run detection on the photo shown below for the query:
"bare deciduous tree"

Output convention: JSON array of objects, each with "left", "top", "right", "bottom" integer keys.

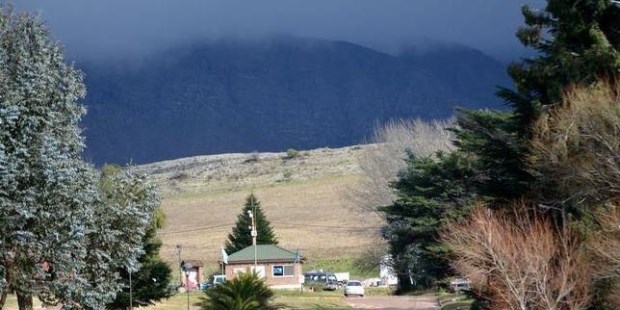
[
  {"left": 347, "top": 118, "right": 454, "bottom": 213},
  {"left": 529, "top": 82, "right": 620, "bottom": 206},
  {"left": 442, "top": 204, "right": 592, "bottom": 310}
]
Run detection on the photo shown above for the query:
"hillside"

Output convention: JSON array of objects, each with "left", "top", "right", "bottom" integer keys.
[
  {"left": 80, "top": 37, "right": 509, "bottom": 164},
  {"left": 137, "top": 145, "right": 385, "bottom": 271}
]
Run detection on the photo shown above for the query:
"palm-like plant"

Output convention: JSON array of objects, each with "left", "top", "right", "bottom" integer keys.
[{"left": 200, "top": 271, "right": 283, "bottom": 310}]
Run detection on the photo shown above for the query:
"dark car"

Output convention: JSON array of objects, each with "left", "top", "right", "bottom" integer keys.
[{"left": 304, "top": 271, "right": 338, "bottom": 290}]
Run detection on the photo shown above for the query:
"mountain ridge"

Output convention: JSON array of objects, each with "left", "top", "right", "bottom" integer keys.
[{"left": 80, "top": 37, "right": 510, "bottom": 165}]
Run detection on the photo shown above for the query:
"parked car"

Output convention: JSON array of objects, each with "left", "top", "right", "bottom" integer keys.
[
  {"left": 201, "top": 274, "right": 226, "bottom": 290},
  {"left": 344, "top": 280, "right": 364, "bottom": 297},
  {"left": 324, "top": 279, "right": 339, "bottom": 291},
  {"left": 304, "top": 271, "right": 338, "bottom": 290},
  {"left": 450, "top": 278, "right": 471, "bottom": 293},
  {"left": 334, "top": 272, "right": 350, "bottom": 285}
]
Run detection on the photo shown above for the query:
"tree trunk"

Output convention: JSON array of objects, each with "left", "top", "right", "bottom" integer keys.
[
  {"left": 17, "top": 291, "right": 33, "bottom": 310},
  {"left": 0, "top": 289, "right": 7, "bottom": 309}
]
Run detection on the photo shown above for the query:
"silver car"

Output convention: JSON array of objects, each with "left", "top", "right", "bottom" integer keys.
[{"left": 344, "top": 280, "right": 364, "bottom": 297}]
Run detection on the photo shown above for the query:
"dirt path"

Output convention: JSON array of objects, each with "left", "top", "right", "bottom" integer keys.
[{"left": 344, "top": 295, "right": 439, "bottom": 310}]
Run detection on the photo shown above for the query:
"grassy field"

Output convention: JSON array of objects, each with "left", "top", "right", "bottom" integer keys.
[
  {"left": 2, "top": 287, "right": 397, "bottom": 310},
  {"left": 142, "top": 290, "right": 352, "bottom": 310},
  {"left": 138, "top": 146, "right": 386, "bottom": 276},
  {"left": 2, "top": 146, "right": 387, "bottom": 310}
]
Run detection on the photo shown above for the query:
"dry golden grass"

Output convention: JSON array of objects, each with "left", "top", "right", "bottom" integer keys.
[{"left": 139, "top": 146, "right": 386, "bottom": 272}]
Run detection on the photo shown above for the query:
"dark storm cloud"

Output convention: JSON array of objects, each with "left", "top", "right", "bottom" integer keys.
[{"left": 14, "top": 0, "right": 546, "bottom": 61}]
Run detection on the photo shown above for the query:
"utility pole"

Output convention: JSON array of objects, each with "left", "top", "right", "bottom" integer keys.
[
  {"left": 176, "top": 244, "right": 183, "bottom": 285},
  {"left": 248, "top": 206, "right": 257, "bottom": 268}
]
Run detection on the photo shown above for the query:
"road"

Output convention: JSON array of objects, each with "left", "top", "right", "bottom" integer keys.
[{"left": 344, "top": 295, "right": 439, "bottom": 310}]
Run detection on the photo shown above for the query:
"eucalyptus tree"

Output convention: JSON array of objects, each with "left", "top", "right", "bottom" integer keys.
[{"left": 0, "top": 8, "right": 159, "bottom": 309}]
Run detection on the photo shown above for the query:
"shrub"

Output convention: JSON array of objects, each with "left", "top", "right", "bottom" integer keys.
[
  {"left": 285, "top": 148, "right": 300, "bottom": 159},
  {"left": 200, "top": 271, "right": 282, "bottom": 310},
  {"left": 441, "top": 204, "right": 592, "bottom": 309}
]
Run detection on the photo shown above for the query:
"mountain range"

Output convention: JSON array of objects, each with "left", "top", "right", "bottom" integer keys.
[{"left": 79, "top": 37, "right": 511, "bottom": 165}]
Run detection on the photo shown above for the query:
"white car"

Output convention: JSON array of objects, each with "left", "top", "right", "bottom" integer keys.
[{"left": 344, "top": 280, "right": 364, "bottom": 297}]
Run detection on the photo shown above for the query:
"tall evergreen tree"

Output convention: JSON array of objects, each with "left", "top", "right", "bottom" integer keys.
[
  {"left": 380, "top": 151, "right": 479, "bottom": 289},
  {"left": 224, "top": 194, "right": 278, "bottom": 254},
  {"left": 0, "top": 9, "right": 159, "bottom": 309},
  {"left": 0, "top": 8, "right": 94, "bottom": 309},
  {"left": 500, "top": 0, "right": 620, "bottom": 136}
]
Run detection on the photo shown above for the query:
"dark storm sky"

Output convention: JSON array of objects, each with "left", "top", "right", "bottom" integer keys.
[{"left": 14, "top": 0, "right": 546, "bottom": 61}]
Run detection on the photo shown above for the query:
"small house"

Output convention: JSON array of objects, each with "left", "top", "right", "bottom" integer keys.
[
  {"left": 224, "top": 245, "right": 303, "bottom": 289},
  {"left": 181, "top": 259, "right": 204, "bottom": 289}
]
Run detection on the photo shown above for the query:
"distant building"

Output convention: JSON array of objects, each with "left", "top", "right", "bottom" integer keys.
[
  {"left": 380, "top": 254, "right": 398, "bottom": 286},
  {"left": 224, "top": 245, "right": 304, "bottom": 289},
  {"left": 181, "top": 259, "right": 204, "bottom": 289}
]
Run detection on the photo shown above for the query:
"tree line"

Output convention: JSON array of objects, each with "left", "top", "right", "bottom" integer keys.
[{"left": 378, "top": 0, "right": 620, "bottom": 308}]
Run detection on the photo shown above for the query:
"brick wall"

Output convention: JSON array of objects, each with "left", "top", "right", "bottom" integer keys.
[{"left": 225, "top": 262, "right": 302, "bottom": 286}]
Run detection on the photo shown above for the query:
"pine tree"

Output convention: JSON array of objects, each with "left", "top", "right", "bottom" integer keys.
[
  {"left": 499, "top": 0, "right": 620, "bottom": 136},
  {"left": 224, "top": 194, "right": 278, "bottom": 254},
  {"left": 380, "top": 151, "right": 478, "bottom": 289}
]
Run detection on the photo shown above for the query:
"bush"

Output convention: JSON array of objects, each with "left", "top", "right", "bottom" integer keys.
[
  {"left": 200, "top": 271, "right": 283, "bottom": 310},
  {"left": 285, "top": 148, "right": 300, "bottom": 159}
]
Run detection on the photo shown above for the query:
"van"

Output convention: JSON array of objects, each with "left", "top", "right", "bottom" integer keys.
[{"left": 303, "top": 271, "right": 338, "bottom": 290}]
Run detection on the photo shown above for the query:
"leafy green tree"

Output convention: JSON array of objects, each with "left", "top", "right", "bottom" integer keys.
[
  {"left": 225, "top": 194, "right": 278, "bottom": 254},
  {"left": 200, "top": 271, "right": 282, "bottom": 310},
  {"left": 0, "top": 9, "right": 159, "bottom": 309},
  {"left": 101, "top": 165, "right": 172, "bottom": 309},
  {"left": 0, "top": 8, "right": 94, "bottom": 309}
]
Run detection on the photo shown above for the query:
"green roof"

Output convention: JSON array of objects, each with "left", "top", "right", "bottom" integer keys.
[{"left": 227, "top": 245, "right": 301, "bottom": 263}]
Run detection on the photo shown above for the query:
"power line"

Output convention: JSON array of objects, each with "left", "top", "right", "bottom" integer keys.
[
  {"left": 159, "top": 221, "right": 382, "bottom": 236},
  {"left": 270, "top": 221, "right": 382, "bottom": 230},
  {"left": 159, "top": 223, "right": 234, "bottom": 236}
]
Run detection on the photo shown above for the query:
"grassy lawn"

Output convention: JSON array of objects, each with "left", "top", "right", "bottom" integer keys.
[
  {"left": 2, "top": 287, "right": 392, "bottom": 309},
  {"left": 275, "top": 290, "right": 350, "bottom": 309},
  {"left": 142, "top": 290, "right": 350, "bottom": 310},
  {"left": 437, "top": 292, "right": 474, "bottom": 310}
]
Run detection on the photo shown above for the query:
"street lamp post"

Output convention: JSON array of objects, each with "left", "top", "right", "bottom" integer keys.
[{"left": 182, "top": 261, "right": 192, "bottom": 310}]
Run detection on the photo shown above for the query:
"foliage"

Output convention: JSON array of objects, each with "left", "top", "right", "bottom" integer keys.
[
  {"left": 200, "top": 271, "right": 282, "bottom": 310},
  {"left": 102, "top": 165, "right": 172, "bottom": 309},
  {"left": 0, "top": 7, "right": 92, "bottom": 309},
  {"left": 529, "top": 82, "right": 620, "bottom": 209},
  {"left": 349, "top": 118, "right": 454, "bottom": 212},
  {"left": 0, "top": 9, "right": 159, "bottom": 309},
  {"left": 499, "top": 0, "right": 620, "bottom": 136},
  {"left": 380, "top": 1, "right": 620, "bottom": 299},
  {"left": 75, "top": 166, "right": 160, "bottom": 310},
  {"left": 379, "top": 151, "right": 478, "bottom": 289},
  {"left": 442, "top": 204, "right": 593, "bottom": 310},
  {"left": 285, "top": 148, "right": 300, "bottom": 159},
  {"left": 527, "top": 82, "right": 620, "bottom": 307},
  {"left": 224, "top": 194, "right": 278, "bottom": 254}
]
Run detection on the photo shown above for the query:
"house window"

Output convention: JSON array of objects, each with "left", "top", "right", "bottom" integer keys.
[{"left": 273, "top": 265, "right": 295, "bottom": 277}]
